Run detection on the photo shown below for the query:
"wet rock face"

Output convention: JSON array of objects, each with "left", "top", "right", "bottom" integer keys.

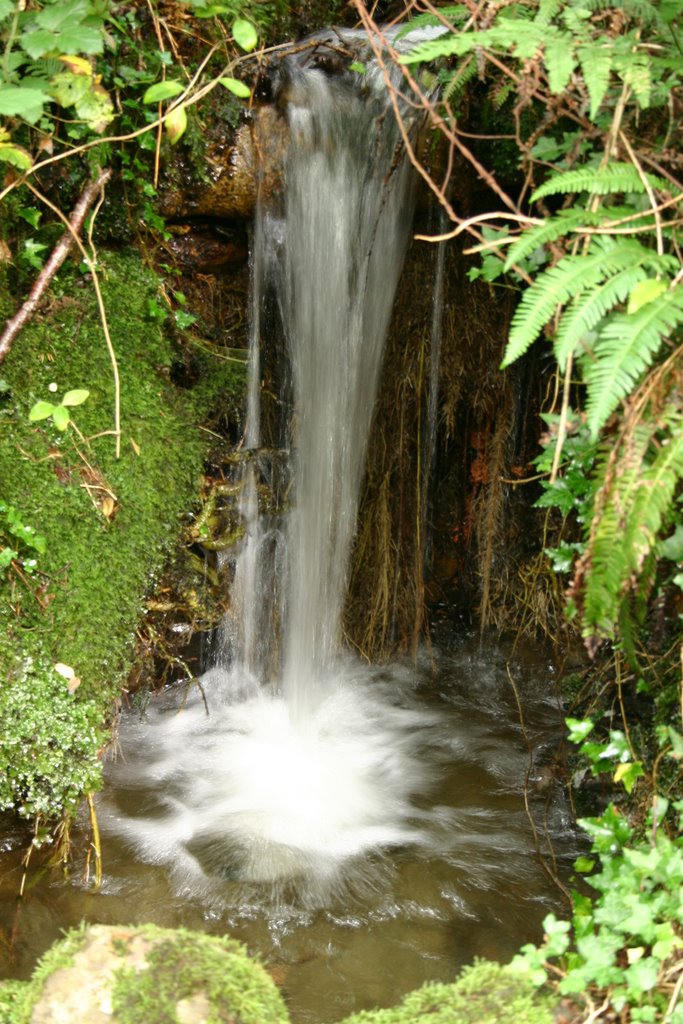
[
  {"left": 158, "top": 107, "right": 287, "bottom": 225},
  {"left": 25, "top": 924, "right": 290, "bottom": 1024}
]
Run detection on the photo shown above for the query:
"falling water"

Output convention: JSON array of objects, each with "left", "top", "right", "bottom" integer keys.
[{"left": 105, "top": 55, "right": 447, "bottom": 903}]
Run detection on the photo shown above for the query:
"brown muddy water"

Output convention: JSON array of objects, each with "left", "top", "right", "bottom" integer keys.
[{"left": 0, "top": 633, "right": 582, "bottom": 1023}]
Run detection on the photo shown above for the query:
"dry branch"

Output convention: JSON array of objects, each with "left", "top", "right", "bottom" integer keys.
[{"left": 0, "top": 169, "right": 112, "bottom": 363}]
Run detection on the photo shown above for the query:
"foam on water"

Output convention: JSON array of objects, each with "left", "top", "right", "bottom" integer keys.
[{"left": 107, "top": 662, "right": 441, "bottom": 905}]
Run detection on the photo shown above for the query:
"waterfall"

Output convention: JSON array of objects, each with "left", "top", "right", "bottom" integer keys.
[
  {"left": 106, "top": 51, "right": 441, "bottom": 906},
  {"left": 231, "top": 64, "right": 416, "bottom": 718}
]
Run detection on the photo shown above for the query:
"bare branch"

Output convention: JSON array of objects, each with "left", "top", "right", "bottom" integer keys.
[{"left": 0, "top": 169, "right": 112, "bottom": 363}]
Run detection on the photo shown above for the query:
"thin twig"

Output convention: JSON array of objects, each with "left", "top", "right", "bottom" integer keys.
[
  {"left": 24, "top": 178, "right": 122, "bottom": 458},
  {"left": 0, "top": 169, "right": 111, "bottom": 362}
]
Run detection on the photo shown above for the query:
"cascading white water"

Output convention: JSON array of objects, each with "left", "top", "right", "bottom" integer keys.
[{"left": 105, "top": 55, "right": 443, "bottom": 904}]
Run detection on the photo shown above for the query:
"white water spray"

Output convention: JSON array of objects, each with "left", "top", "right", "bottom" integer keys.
[{"left": 106, "top": 55, "right": 442, "bottom": 904}]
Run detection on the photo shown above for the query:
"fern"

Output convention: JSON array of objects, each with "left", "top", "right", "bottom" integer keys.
[
  {"left": 581, "top": 412, "right": 683, "bottom": 636},
  {"left": 504, "top": 209, "right": 600, "bottom": 271},
  {"left": 501, "top": 237, "right": 657, "bottom": 368},
  {"left": 577, "top": 41, "right": 613, "bottom": 118},
  {"left": 394, "top": 7, "right": 469, "bottom": 43},
  {"left": 580, "top": 0, "right": 666, "bottom": 29},
  {"left": 545, "top": 33, "right": 577, "bottom": 93},
  {"left": 554, "top": 252, "right": 677, "bottom": 368},
  {"left": 531, "top": 163, "right": 676, "bottom": 202},
  {"left": 443, "top": 56, "right": 478, "bottom": 102},
  {"left": 583, "top": 286, "right": 683, "bottom": 436}
]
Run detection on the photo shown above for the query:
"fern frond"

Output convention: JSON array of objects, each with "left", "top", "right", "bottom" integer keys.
[
  {"left": 545, "top": 33, "right": 577, "bottom": 93},
  {"left": 531, "top": 162, "right": 676, "bottom": 202},
  {"left": 443, "top": 57, "right": 478, "bottom": 102},
  {"left": 501, "top": 237, "right": 655, "bottom": 368},
  {"left": 581, "top": 0, "right": 665, "bottom": 29},
  {"left": 577, "top": 41, "right": 613, "bottom": 118},
  {"left": 554, "top": 266, "right": 649, "bottom": 369},
  {"left": 584, "top": 287, "right": 683, "bottom": 435},
  {"left": 614, "top": 50, "right": 652, "bottom": 109},
  {"left": 536, "top": 0, "right": 565, "bottom": 26},
  {"left": 581, "top": 414, "right": 683, "bottom": 636},
  {"left": 554, "top": 252, "right": 677, "bottom": 367},
  {"left": 394, "top": 7, "right": 469, "bottom": 42},
  {"left": 504, "top": 209, "right": 600, "bottom": 271},
  {"left": 401, "top": 23, "right": 543, "bottom": 65}
]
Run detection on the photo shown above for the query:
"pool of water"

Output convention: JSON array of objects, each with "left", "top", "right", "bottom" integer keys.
[{"left": 0, "top": 634, "right": 581, "bottom": 1023}]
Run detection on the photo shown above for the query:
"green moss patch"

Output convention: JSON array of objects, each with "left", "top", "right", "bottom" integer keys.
[
  {"left": 0, "top": 924, "right": 289, "bottom": 1024},
  {"left": 335, "top": 960, "right": 555, "bottom": 1024},
  {"left": 0, "top": 251, "right": 243, "bottom": 819}
]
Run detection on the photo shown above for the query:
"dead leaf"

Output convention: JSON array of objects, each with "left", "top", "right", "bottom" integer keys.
[
  {"left": 129, "top": 437, "right": 141, "bottom": 456},
  {"left": 101, "top": 496, "right": 116, "bottom": 519}
]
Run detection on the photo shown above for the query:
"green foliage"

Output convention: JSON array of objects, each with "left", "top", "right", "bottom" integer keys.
[
  {"left": 512, "top": 723, "right": 683, "bottom": 1022},
  {"left": 28, "top": 387, "right": 90, "bottom": 432},
  {"left": 0, "top": 500, "right": 46, "bottom": 574},
  {"left": 0, "top": 654, "right": 105, "bottom": 818},
  {"left": 402, "top": 0, "right": 683, "bottom": 647}
]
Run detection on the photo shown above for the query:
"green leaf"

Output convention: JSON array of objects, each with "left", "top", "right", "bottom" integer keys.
[
  {"left": 627, "top": 278, "right": 668, "bottom": 315},
  {"left": 0, "top": 143, "right": 33, "bottom": 170},
  {"left": 29, "top": 401, "right": 56, "bottom": 422},
  {"left": 52, "top": 404, "right": 70, "bottom": 431},
  {"left": 61, "top": 389, "right": 90, "bottom": 407},
  {"left": 577, "top": 41, "right": 612, "bottom": 118},
  {"left": 164, "top": 104, "right": 187, "bottom": 145},
  {"left": 143, "top": 80, "right": 185, "bottom": 104},
  {"left": 232, "top": 17, "right": 258, "bottom": 52},
  {"left": 566, "top": 717, "right": 595, "bottom": 743},
  {"left": 531, "top": 163, "right": 675, "bottom": 203},
  {"left": 544, "top": 33, "right": 576, "bottom": 93},
  {"left": 0, "top": 85, "right": 51, "bottom": 124},
  {"left": 219, "top": 77, "right": 251, "bottom": 99},
  {"left": 585, "top": 288, "right": 683, "bottom": 435}
]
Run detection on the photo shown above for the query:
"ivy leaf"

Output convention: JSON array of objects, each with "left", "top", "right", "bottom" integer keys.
[
  {"left": 219, "top": 77, "right": 251, "bottom": 99},
  {"left": 143, "top": 80, "right": 185, "bottom": 104},
  {"left": 62, "top": 389, "right": 90, "bottom": 407},
  {"left": 52, "top": 405, "right": 71, "bottom": 431},
  {"left": 232, "top": 17, "right": 258, "bottom": 52},
  {"left": 29, "top": 401, "right": 56, "bottom": 422}
]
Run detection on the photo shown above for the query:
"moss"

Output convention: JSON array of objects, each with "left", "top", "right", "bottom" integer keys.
[
  {"left": 0, "top": 251, "right": 242, "bottom": 819},
  {"left": 110, "top": 926, "right": 290, "bottom": 1024},
  {"left": 4, "top": 924, "right": 289, "bottom": 1024},
  {"left": 335, "top": 960, "right": 555, "bottom": 1024}
]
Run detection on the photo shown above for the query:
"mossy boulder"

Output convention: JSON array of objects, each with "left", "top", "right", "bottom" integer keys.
[
  {"left": 0, "top": 924, "right": 289, "bottom": 1024},
  {"left": 0, "top": 250, "right": 244, "bottom": 820},
  {"left": 335, "top": 959, "right": 555, "bottom": 1024}
]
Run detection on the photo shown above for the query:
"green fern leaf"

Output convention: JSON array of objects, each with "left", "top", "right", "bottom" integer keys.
[
  {"left": 443, "top": 57, "right": 478, "bottom": 102},
  {"left": 394, "top": 7, "right": 468, "bottom": 41},
  {"left": 504, "top": 209, "right": 600, "bottom": 271},
  {"left": 501, "top": 237, "right": 654, "bottom": 368},
  {"left": 554, "top": 252, "right": 676, "bottom": 368},
  {"left": 615, "top": 50, "right": 652, "bottom": 109},
  {"left": 577, "top": 41, "right": 613, "bottom": 118},
  {"left": 584, "top": 287, "right": 683, "bottom": 435},
  {"left": 531, "top": 163, "right": 675, "bottom": 202},
  {"left": 582, "top": 0, "right": 665, "bottom": 29},
  {"left": 545, "top": 32, "right": 577, "bottom": 93},
  {"left": 536, "top": 0, "right": 565, "bottom": 25}
]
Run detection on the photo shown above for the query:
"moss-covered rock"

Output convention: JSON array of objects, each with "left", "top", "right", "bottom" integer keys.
[
  {"left": 0, "top": 250, "right": 244, "bottom": 819},
  {"left": 334, "top": 960, "right": 555, "bottom": 1024},
  {"left": 0, "top": 924, "right": 290, "bottom": 1024}
]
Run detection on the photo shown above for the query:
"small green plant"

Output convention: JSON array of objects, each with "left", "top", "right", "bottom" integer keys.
[
  {"left": 0, "top": 501, "right": 46, "bottom": 574},
  {"left": 0, "top": 655, "right": 105, "bottom": 820},
  {"left": 29, "top": 387, "right": 90, "bottom": 432},
  {"left": 511, "top": 719, "right": 683, "bottom": 1022}
]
